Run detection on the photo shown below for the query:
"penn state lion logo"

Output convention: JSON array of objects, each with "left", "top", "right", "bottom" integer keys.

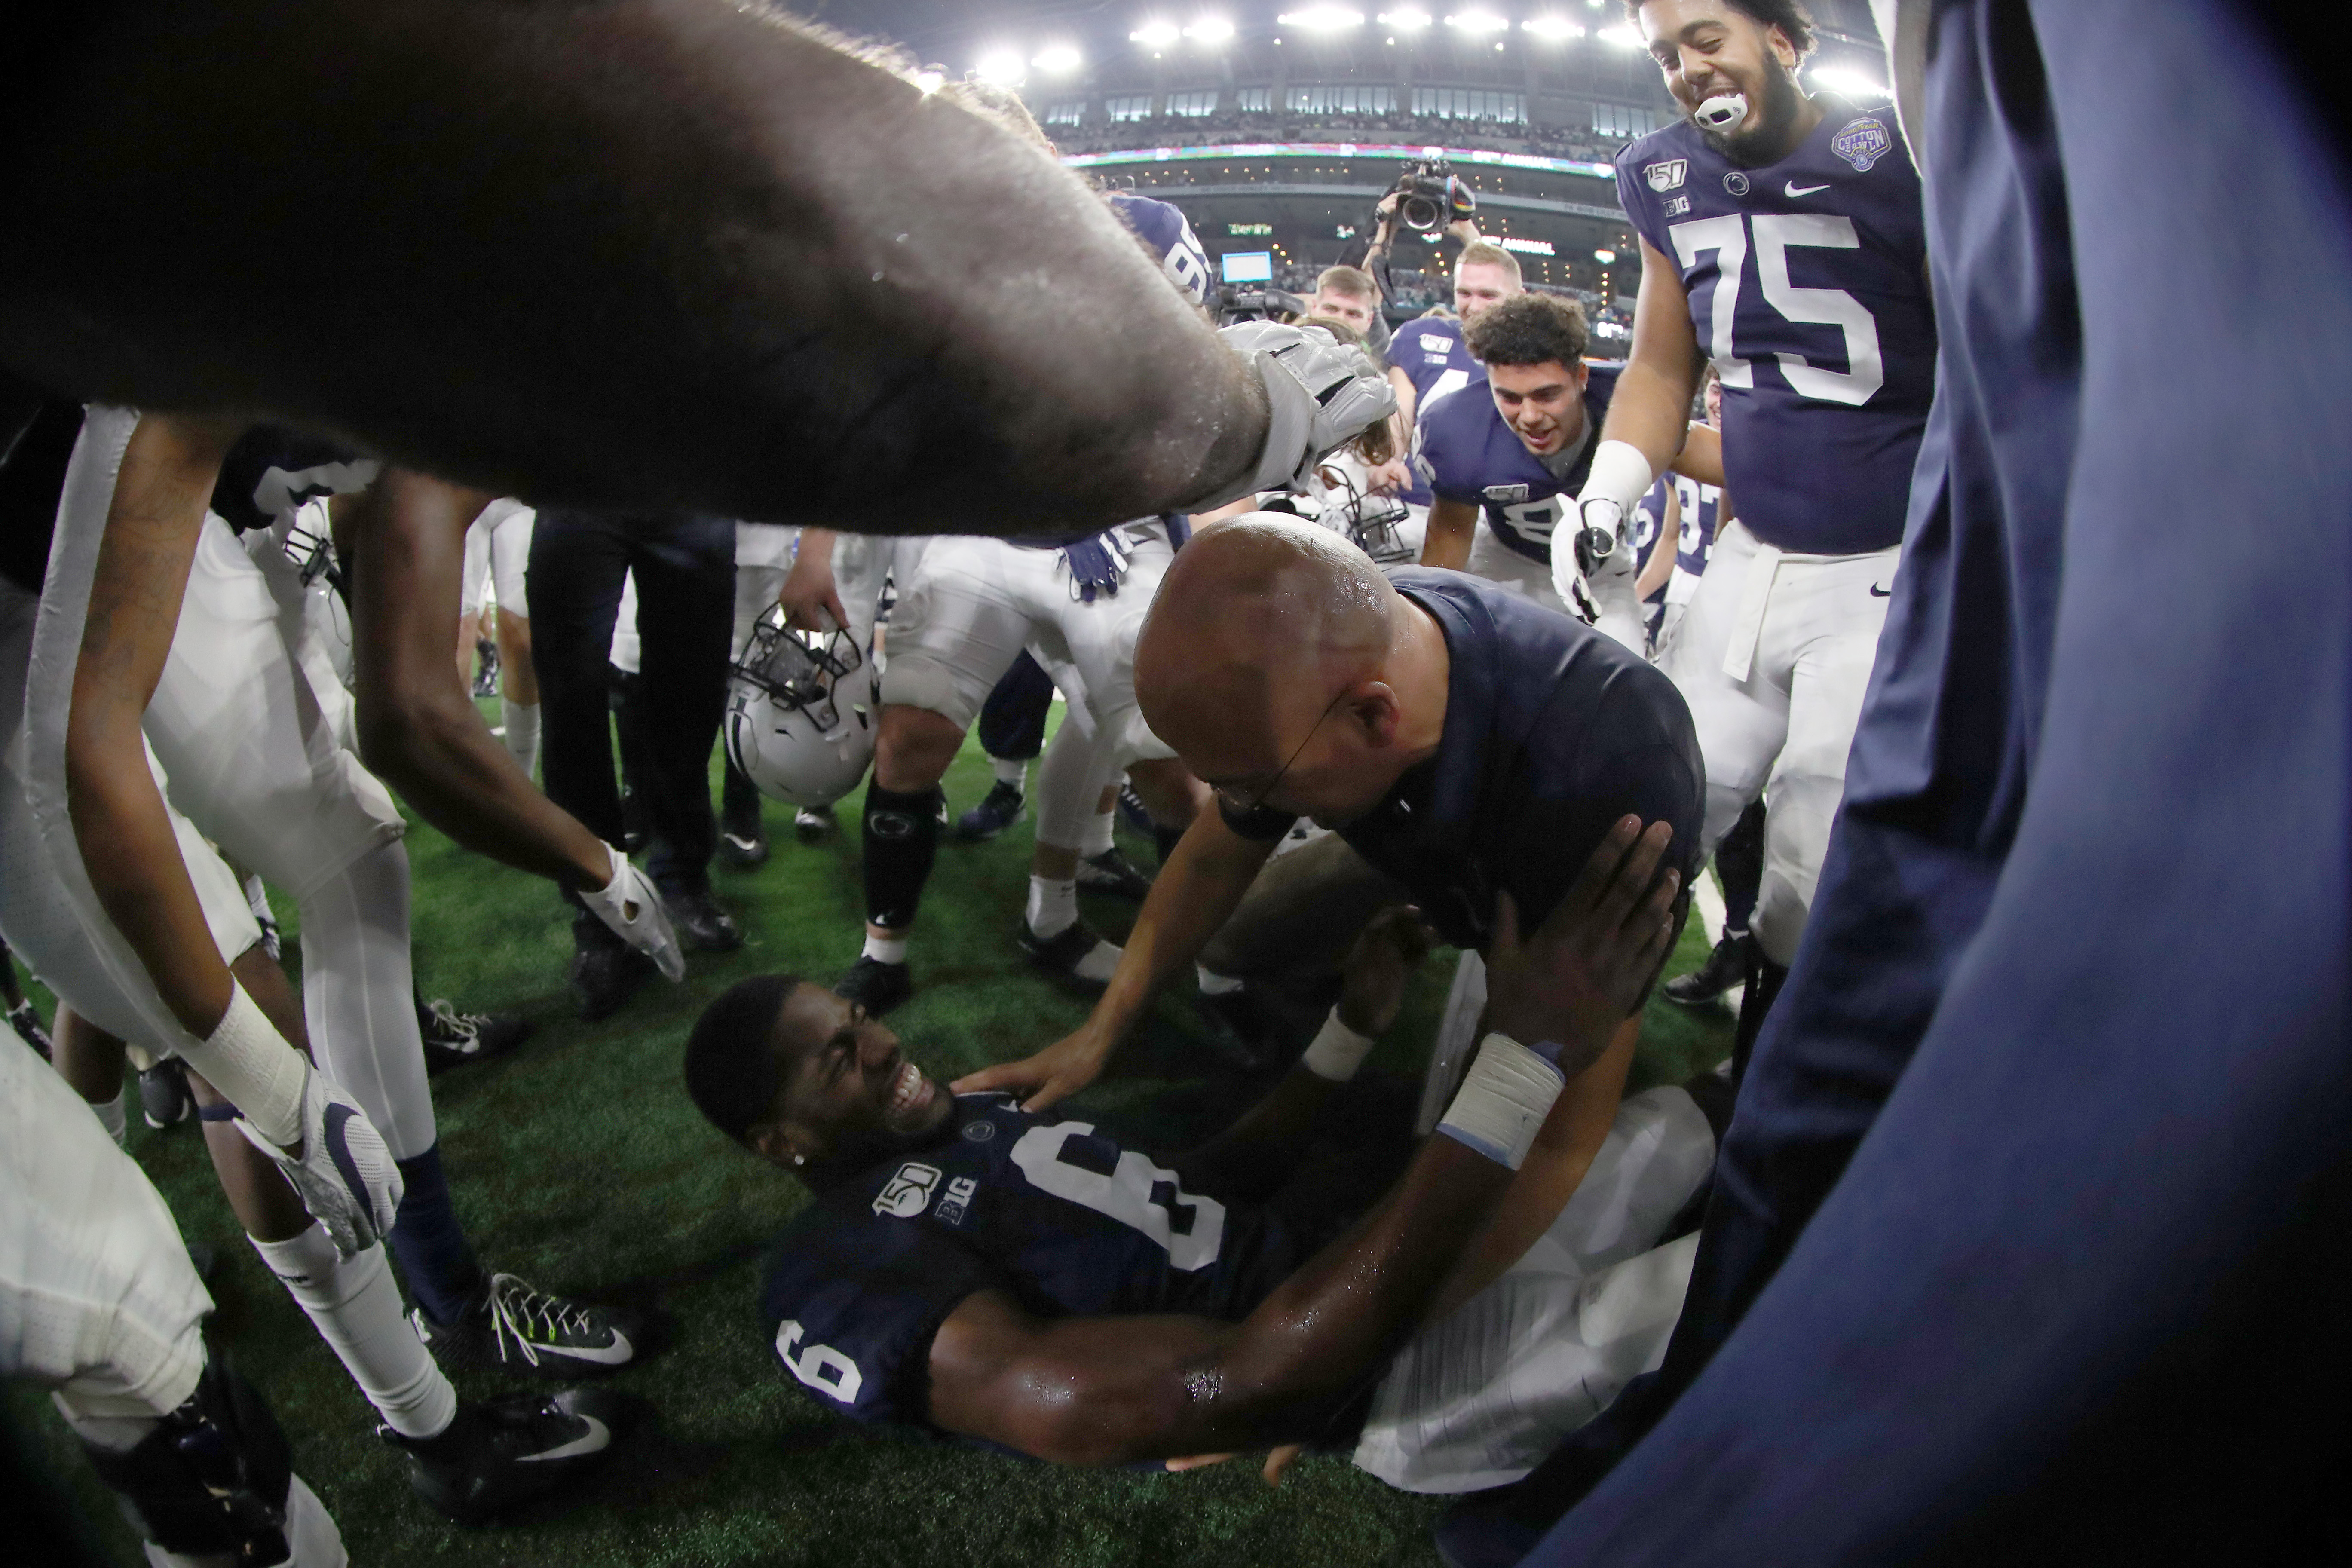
[
  {"left": 1644, "top": 159, "right": 1687, "bottom": 192},
  {"left": 1832, "top": 116, "right": 1893, "bottom": 172}
]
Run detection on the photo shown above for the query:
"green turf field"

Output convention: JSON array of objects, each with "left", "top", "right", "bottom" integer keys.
[{"left": 6, "top": 706, "right": 1732, "bottom": 1567}]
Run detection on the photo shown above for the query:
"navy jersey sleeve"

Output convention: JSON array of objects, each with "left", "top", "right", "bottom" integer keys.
[
  {"left": 1613, "top": 143, "right": 1674, "bottom": 277},
  {"left": 760, "top": 1195, "right": 1011, "bottom": 1428},
  {"left": 1109, "top": 192, "right": 1212, "bottom": 307},
  {"left": 1418, "top": 391, "right": 1490, "bottom": 505}
]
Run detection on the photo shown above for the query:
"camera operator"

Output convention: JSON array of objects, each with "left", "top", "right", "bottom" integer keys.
[{"left": 1358, "top": 159, "right": 1485, "bottom": 326}]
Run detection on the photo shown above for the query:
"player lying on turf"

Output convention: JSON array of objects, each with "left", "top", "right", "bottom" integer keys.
[{"left": 684, "top": 818, "right": 1693, "bottom": 1469}]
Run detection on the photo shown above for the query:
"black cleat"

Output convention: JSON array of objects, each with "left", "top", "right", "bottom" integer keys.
[
  {"left": 383, "top": 1387, "right": 622, "bottom": 1527},
  {"left": 6, "top": 999, "right": 51, "bottom": 1060},
  {"left": 1663, "top": 932, "right": 1750, "bottom": 1010},
  {"left": 1074, "top": 847, "right": 1154, "bottom": 903},
  {"left": 662, "top": 888, "right": 742, "bottom": 952},
  {"left": 1016, "top": 919, "right": 1120, "bottom": 992},
  {"left": 469, "top": 638, "right": 501, "bottom": 700},
  {"left": 956, "top": 780, "right": 1027, "bottom": 841},
  {"left": 418, "top": 998, "right": 532, "bottom": 1076},
  {"left": 834, "top": 956, "right": 913, "bottom": 1017},
  {"left": 138, "top": 1058, "right": 194, "bottom": 1130},
  {"left": 793, "top": 803, "right": 836, "bottom": 842},
  {"left": 568, "top": 940, "right": 654, "bottom": 1022},
  {"left": 1116, "top": 784, "right": 1155, "bottom": 838},
  {"left": 413, "top": 1272, "right": 648, "bottom": 1379}
]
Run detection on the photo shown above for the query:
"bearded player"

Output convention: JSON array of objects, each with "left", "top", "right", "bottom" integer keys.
[{"left": 1563, "top": 0, "right": 1934, "bottom": 1028}]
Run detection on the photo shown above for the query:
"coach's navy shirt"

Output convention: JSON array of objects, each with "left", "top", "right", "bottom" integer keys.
[
  {"left": 1220, "top": 568, "right": 1701, "bottom": 951},
  {"left": 760, "top": 1094, "right": 1296, "bottom": 1430},
  {"left": 1614, "top": 98, "right": 1934, "bottom": 556}
]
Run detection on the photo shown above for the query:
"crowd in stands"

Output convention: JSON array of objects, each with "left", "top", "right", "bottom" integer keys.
[{"left": 1053, "top": 107, "right": 1633, "bottom": 165}]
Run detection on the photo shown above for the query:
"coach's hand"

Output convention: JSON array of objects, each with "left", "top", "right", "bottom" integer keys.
[
  {"left": 777, "top": 542, "right": 848, "bottom": 634},
  {"left": 580, "top": 845, "right": 686, "bottom": 981},
  {"left": 1483, "top": 816, "right": 1678, "bottom": 1079},
  {"left": 952, "top": 1016, "right": 1114, "bottom": 1114},
  {"left": 1338, "top": 905, "right": 1439, "bottom": 1039}
]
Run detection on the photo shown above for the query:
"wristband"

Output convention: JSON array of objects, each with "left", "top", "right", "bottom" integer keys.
[
  {"left": 178, "top": 982, "right": 308, "bottom": 1147},
  {"left": 1299, "top": 1007, "right": 1379, "bottom": 1082},
  {"left": 1574, "top": 439, "right": 1657, "bottom": 524},
  {"left": 1435, "top": 1032, "right": 1568, "bottom": 1170}
]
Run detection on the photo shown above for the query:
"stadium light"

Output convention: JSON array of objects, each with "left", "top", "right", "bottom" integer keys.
[
  {"left": 975, "top": 49, "right": 1026, "bottom": 84},
  {"left": 1032, "top": 43, "right": 1083, "bottom": 74},
  {"left": 1185, "top": 17, "right": 1236, "bottom": 43},
  {"left": 1447, "top": 10, "right": 1509, "bottom": 34},
  {"left": 1522, "top": 16, "right": 1587, "bottom": 40},
  {"left": 1810, "top": 65, "right": 1889, "bottom": 99},
  {"left": 1593, "top": 247, "right": 1617, "bottom": 263},
  {"left": 1130, "top": 20, "right": 1182, "bottom": 47},
  {"left": 1278, "top": 7, "right": 1367, "bottom": 30},
  {"left": 1597, "top": 23, "right": 1645, "bottom": 48},
  {"left": 910, "top": 69, "right": 945, "bottom": 95},
  {"left": 1378, "top": 7, "right": 1433, "bottom": 27}
]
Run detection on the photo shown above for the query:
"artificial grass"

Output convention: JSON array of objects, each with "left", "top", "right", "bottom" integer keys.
[{"left": 5, "top": 705, "right": 1732, "bottom": 1567}]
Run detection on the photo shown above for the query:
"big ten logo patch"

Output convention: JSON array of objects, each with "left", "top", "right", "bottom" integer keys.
[{"left": 934, "top": 1176, "right": 980, "bottom": 1226}]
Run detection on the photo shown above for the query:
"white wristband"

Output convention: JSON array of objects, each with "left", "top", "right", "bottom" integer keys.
[
  {"left": 1299, "top": 1007, "right": 1379, "bottom": 1082},
  {"left": 178, "top": 982, "right": 308, "bottom": 1147},
  {"left": 1574, "top": 439, "right": 1657, "bottom": 523},
  {"left": 1436, "top": 1033, "right": 1568, "bottom": 1170}
]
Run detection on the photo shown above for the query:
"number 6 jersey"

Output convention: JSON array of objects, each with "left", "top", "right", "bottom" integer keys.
[
  {"left": 759, "top": 1094, "right": 1299, "bottom": 1428},
  {"left": 1615, "top": 98, "right": 1936, "bottom": 556}
]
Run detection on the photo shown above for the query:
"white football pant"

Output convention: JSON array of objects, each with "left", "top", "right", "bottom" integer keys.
[
  {"left": 459, "top": 497, "right": 534, "bottom": 618},
  {"left": 1657, "top": 520, "right": 1897, "bottom": 965},
  {"left": 732, "top": 521, "right": 800, "bottom": 659},
  {"left": 1354, "top": 1085, "right": 1716, "bottom": 1493}
]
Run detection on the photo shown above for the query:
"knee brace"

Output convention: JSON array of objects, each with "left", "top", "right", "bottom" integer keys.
[
  {"left": 81, "top": 1349, "right": 296, "bottom": 1565},
  {"left": 861, "top": 782, "right": 945, "bottom": 930}
]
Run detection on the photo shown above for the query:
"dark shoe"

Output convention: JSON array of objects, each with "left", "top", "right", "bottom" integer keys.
[
  {"left": 1116, "top": 784, "right": 1155, "bottom": 838},
  {"left": 662, "top": 888, "right": 742, "bottom": 952},
  {"left": 1662, "top": 931, "right": 1749, "bottom": 1009},
  {"left": 793, "top": 804, "right": 835, "bottom": 842},
  {"left": 956, "top": 780, "right": 1026, "bottom": 841},
  {"left": 569, "top": 941, "right": 654, "bottom": 1022},
  {"left": 138, "top": 1059, "right": 194, "bottom": 1130},
  {"left": 834, "top": 956, "right": 913, "bottom": 1017},
  {"left": 719, "top": 799, "right": 769, "bottom": 868},
  {"left": 383, "top": 1387, "right": 622, "bottom": 1527},
  {"left": 1193, "top": 987, "right": 1283, "bottom": 1075},
  {"left": 1074, "top": 847, "right": 1154, "bottom": 903},
  {"left": 418, "top": 998, "right": 533, "bottom": 1076},
  {"left": 469, "top": 638, "right": 501, "bottom": 699},
  {"left": 6, "top": 999, "right": 51, "bottom": 1060},
  {"left": 1016, "top": 919, "right": 1119, "bottom": 991},
  {"left": 413, "top": 1272, "right": 648, "bottom": 1378}
]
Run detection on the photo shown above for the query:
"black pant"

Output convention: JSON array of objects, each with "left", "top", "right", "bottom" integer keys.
[{"left": 529, "top": 509, "right": 734, "bottom": 915}]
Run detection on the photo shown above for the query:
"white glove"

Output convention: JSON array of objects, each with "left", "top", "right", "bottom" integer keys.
[
  {"left": 579, "top": 845, "right": 686, "bottom": 981},
  {"left": 235, "top": 1068, "right": 403, "bottom": 1258},
  {"left": 1558, "top": 439, "right": 1657, "bottom": 609},
  {"left": 1189, "top": 323, "right": 1399, "bottom": 510}
]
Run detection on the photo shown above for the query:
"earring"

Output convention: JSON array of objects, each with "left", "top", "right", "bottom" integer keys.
[{"left": 793, "top": 1154, "right": 806, "bottom": 1167}]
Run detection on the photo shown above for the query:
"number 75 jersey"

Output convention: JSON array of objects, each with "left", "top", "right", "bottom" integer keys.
[
  {"left": 759, "top": 1094, "right": 1299, "bottom": 1428},
  {"left": 1615, "top": 98, "right": 1936, "bottom": 557}
]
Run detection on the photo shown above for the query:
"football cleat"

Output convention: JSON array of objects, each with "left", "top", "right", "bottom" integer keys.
[
  {"left": 469, "top": 638, "right": 500, "bottom": 699},
  {"left": 1117, "top": 784, "right": 1156, "bottom": 838},
  {"left": 662, "top": 888, "right": 743, "bottom": 953},
  {"left": 955, "top": 780, "right": 1027, "bottom": 841},
  {"left": 381, "top": 1387, "right": 622, "bottom": 1527},
  {"left": 1662, "top": 932, "right": 1750, "bottom": 1010},
  {"left": 6, "top": 998, "right": 52, "bottom": 1060},
  {"left": 834, "top": 956, "right": 913, "bottom": 1017},
  {"left": 1017, "top": 920, "right": 1121, "bottom": 992},
  {"left": 794, "top": 803, "right": 836, "bottom": 842},
  {"left": 568, "top": 939, "right": 656, "bottom": 1022},
  {"left": 413, "top": 1273, "right": 647, "bottom": 1379},
  {"left": 1075, "top": 847, "right": 1154, "bottom": 903},
  {"left": 139, "top": 1058, "right": 194, "bottom": 1130},
  {"left": 417, "top": 998, "right": 532, "bottom": 1076}
]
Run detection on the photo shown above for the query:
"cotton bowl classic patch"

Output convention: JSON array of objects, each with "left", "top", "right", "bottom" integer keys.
[{"left": 1833, "top": 117, "right": 1893, "bottom": 172}]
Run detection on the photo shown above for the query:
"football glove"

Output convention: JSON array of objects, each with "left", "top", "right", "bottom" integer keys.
[
  {"left": 235, "top": 1068, "right": 403, "bottom": 1258},
  {"left": 1190, "top": 322, "right": 1399, "bottom": 510},
  {"left": 579, "top": 845, "right": 686, "bottom": 981}
]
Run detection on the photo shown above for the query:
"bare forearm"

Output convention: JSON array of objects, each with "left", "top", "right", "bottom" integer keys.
[
  {"left": 1090, "top": 816, "right": 1271, "bottom": 1042},
  {"left": 4, "top": 0, "right": 1264, "bottom": 533},
  {"left": 1421, "top": 500, "right": 1478, "bottom": 571},
  {"left": 359, "top": 689, "right": 607, "bottom": 885},
  {"left": 67, "top": 735, "right": 233, "bottom": 1036}
]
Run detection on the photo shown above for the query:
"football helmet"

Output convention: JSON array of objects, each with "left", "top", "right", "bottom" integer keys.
[{"left": 723, "top": 607, "right": 878, "bottom": 808}]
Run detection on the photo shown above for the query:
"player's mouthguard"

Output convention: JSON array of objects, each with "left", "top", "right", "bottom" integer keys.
[{"left": 1695, "top": 93, "right": 1749, "bottom": 132}]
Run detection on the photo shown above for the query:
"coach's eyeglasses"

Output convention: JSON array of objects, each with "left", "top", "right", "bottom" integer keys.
[{"left": 1213, "top": 686, "right": 1350, "bottom": 818}]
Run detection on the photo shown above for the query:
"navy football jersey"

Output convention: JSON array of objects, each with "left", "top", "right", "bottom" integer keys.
[
  {"left": 1671, "top": 472, "right": 1724, "bottom": 579},
  {"left": 212, "top": 426, "right": 377, "bottom": 534},
  {"left": 1419, "top": 362, "right": 1624, "bottom": 566},
  {"left": 759, "top": 1094, "right": 1298, "bottom": 1429},
  {"left": 1614, "top": 99, "right": 1934, "bottom": 556},
  {"left": 1396, "top": 317, "right": 1484, "bottom": 413},
  {"left": 1108, "top": 192, "right": 1211, "bottom": 308}
]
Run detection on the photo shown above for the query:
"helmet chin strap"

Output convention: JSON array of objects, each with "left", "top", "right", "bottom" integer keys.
[{"left": 1696, "top": 92, "right": 1749, "bottom": 132}]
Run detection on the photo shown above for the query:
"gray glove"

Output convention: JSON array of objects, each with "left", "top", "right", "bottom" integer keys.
[
  {"left": 235, "top": 1068, "right": 403, "bottom": 1258},
  {"left": 1189, "top": 323, "right": 1399, "bottom": 511}
]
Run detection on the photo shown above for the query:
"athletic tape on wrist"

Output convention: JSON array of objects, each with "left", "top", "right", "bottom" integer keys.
[
  {"left": 1577, "top": 439, "right": 1656, "bottom": 521},
  {"left": 179, "top": 983, "right": 307, "bottom": 1148},
  {"left": 1435, "top": 1033, "right": 1568, "bottom": 1170},
  {"left": 1300, "top": 1007, "right": 1379, "bottom": 1082}
]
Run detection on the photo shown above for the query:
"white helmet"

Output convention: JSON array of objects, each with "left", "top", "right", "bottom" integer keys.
[{"left": 723, "top": 607, "right": 877, "bottom": 808}]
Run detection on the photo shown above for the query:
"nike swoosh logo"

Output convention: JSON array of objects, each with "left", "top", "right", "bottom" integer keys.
[
  {"left": 1786, "top": 181, "right": 1831, "bottom": 197},
  {"left": 1869, "top": 583, "right": 1892, "bottom": 597},
  {"left": 538, "top": 1327, "right": 635, "bottom": 1366},
  {"left": 518, "top": 1414, "right": 611, "bottom": 1461}
]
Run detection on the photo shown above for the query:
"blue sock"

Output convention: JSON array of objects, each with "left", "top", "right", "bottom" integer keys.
[{"left": 390, "top": 1147, "right": 485, "bottom": 1326}]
